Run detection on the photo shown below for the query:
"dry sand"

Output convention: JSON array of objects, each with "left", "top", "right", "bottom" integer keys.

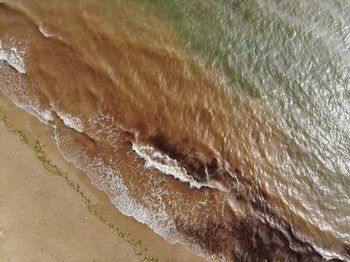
[{"left": 0, "top": 92, "right": 205, "bottom": 262}]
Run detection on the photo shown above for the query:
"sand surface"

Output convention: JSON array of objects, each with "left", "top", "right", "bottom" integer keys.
[{"left": 0, "top": 92, "right": 205, "bottom": 262}]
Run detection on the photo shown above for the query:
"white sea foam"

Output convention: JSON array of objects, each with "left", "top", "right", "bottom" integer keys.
[
  {"left": 132, "top": 143, "right": 205, "bottom": 189},
  {"left": 0, "top": 39, "right": 53, "bottom": 124},
  {"left": 52, "top": 129, "right": 180, "bottom": 243},
  {"left": 88, "top": 110, "right": 123, "bottom": 145},
  {"left": 0, "top": 68, "right": 204, "bottom": 257},
  {"left": 0, "top": 40, "right": 26, "bottom": 74},
  {"left": 11, "top": 101, "right": 52, "bottom": 125},
  {"left": 39, "top": 109, "right": 53, "bottom": 122},
  {"left": 132, "top": 143, "right": 227, "bottom": 191},
  {"left": 38, "top": 25, "right": 54, "bottom": 38},
  {"left": 52, "top": 106, "right": 84, "bottom": 133},
  {"left": 0, "top": 39, "right": 53, "bottom": 125},
  {"left": 0, "top": 60, "right": 54, "bottom": 124},
  {"left": 0, "top": 91, "right": 51, "bottom": 125}
]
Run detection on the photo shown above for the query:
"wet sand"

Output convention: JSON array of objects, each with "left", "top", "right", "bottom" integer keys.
[{"left": 0, "top": 92, "right": 205, "bottom": 262}]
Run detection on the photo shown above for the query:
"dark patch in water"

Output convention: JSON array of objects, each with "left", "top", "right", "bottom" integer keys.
[
  {"left": 148, "top": 133, "right": 349, "bottom": 261},
  {"left": 150, "top": 134, "right": 220, "bottom": 182},
  {"left": 175, "top": 215, "right": 325, "bottom": 261}
]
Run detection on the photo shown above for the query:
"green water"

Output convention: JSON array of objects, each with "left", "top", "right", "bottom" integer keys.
[{"left": 134, "top": 0, "right": 350, "bottom": 242}]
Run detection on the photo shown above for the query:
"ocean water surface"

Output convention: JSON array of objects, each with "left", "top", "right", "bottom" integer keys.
[{"left": 0, "top": 0, "right": 349, "bottom": 261}]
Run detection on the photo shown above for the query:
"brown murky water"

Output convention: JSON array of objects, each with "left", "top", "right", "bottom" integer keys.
[{"left": 0, "top": 1, "right": 349, "bottom": 261}]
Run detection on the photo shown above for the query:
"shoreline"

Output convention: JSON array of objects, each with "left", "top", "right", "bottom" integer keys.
[{"left": 0, "top": 92, "right": 205, "bottom": 262}]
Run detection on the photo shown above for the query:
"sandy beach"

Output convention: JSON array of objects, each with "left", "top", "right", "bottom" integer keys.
[{"left": 0, "top": 92, "right": 205, "bottom": 262}]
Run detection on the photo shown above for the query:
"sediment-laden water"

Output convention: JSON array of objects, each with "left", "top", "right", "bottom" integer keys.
[{"left": 0, "top": 0, "right": 349, "bottom": 261}]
